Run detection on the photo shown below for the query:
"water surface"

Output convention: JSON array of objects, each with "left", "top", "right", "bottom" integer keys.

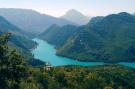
[{"left": 32, "top": 38, "right": 135, "bottom": 68}]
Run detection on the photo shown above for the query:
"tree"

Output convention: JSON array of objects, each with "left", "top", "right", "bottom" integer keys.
[
  {"left": 0, "top": 33, "right": 27, "bottom": 89},
  {"left": 0, "top": 33, "right": 11, "bottom": 88},
  {"left": 84, "top": 73, "right": 106, "bottom": 89}
]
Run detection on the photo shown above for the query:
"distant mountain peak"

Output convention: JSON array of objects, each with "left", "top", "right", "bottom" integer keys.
[
  {"left": 66, "top": 9, "right": 84, "bottom": 16},
  {"left": 68, "top": 9, "right": 78, "bottom": 12},
  {"left": 61, "top": 9, "right": 91, "bottom": 25}
]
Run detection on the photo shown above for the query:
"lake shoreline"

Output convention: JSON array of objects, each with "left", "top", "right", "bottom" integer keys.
[
  {"left": 32, "top": 38, "right": 135, "bottom": 68},
  {"left": 56, "top": 53, "right": 135, "bottom": 63},
  {"left": 40, "top": 38, "right": 135, "bottom": 63}
]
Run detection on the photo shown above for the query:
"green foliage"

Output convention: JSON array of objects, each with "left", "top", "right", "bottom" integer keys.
[
  {"left": 28, "top": 58, "right": 45, "bottom": 67},
  {"left": 37, "top": 65, "right": 135, "bottom": 89},
  {"left": 0, "top": 33, "right": 27, "bottom": 89},
  {"left": 8, "top": 34, "right": 37, "bottom": 60}
]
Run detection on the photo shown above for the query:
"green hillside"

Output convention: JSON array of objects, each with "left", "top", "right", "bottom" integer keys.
[
  {"left": 57, "top": 12, "right": 135, "bottom": 62},
  {"left": 39, "top": 24, "right": 78, "bottom": 48},
  {"left": 0, "top": 16, "right": 37, "bottom": 60}
]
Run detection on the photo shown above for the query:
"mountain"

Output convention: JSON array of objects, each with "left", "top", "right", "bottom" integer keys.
[
  {"left": 0, "top": 16, "right": 24, "bottom": 35},
  {"left": 57, "top": 12, "right": 135, "bottom": 62},
  {"left": 88, "top": 16, "right": 104, "bottom": 25},
  {"left": 0, "top": 8, "right": 76, "bottom": 35},
  {"left": 0, "top": 16, "right": 37, "bottom": 59},
  {"left": 39, "top": 24, "right": 78, "bottom": 47},
  {"left": 61, "top": 9, "right": 91, "bottom": 25}
]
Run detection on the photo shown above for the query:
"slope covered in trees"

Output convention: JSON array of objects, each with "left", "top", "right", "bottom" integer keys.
[
  {"left": 39, "top": 24, "right": 78, "bottom": 47},
  {"left": 0, "top": 16, "right": 37, "bottom": 60},
  {"left": 0, "top": 16, "right": 44, "bottom": 67},
  {"left": 57, "top": 12, "right": 135, "bottom": 62},
  {"left": 0, "top": 33, "right": 27, "bottom": 89}
]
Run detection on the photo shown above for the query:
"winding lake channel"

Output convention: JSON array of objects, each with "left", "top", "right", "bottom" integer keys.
[{"left": 32, "top": 38, "right": 135, "bottom": 68}]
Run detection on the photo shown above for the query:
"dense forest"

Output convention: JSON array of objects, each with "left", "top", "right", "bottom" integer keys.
[{"left": 0, "top": 33, "right": 135, "bottom": 89}]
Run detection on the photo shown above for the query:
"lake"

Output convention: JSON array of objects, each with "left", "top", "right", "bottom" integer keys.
[{"left": 32, "top": 38, "right": 135, "bottom": 68}]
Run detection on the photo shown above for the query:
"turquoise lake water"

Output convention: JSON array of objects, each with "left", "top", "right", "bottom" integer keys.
[{"left": 32, "top": 38, "right": 135, "bottom": 68}]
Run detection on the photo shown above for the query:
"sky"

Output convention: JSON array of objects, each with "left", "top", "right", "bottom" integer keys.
[{"left": 0, "top": 0, "right": 135, "bottom": 17}]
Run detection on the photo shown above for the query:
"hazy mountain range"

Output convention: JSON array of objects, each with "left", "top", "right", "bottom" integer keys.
[
  {"left": 0, "top": 8, "right": 77, "bottom": 35},
  {"left": 0, "top": 8, "right": 135, "bottom": 63}
]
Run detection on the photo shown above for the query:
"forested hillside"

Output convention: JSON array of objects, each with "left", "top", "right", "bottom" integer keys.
[
  {"left": 0, "top": 16, "right": 37, "bottom": 59},
  {"left": 39, "top": 24, "right": 78, "bottom": 47},
  {"left": 57, "top": 12, "right": 135, "bottom": 62},
  {"left": 0, "top": 16, "right": 45, "bottom": 68}
]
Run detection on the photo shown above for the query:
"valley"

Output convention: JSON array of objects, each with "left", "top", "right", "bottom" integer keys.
[{"left": 0, "top": 0, "right": 135, "bottom": 88}]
